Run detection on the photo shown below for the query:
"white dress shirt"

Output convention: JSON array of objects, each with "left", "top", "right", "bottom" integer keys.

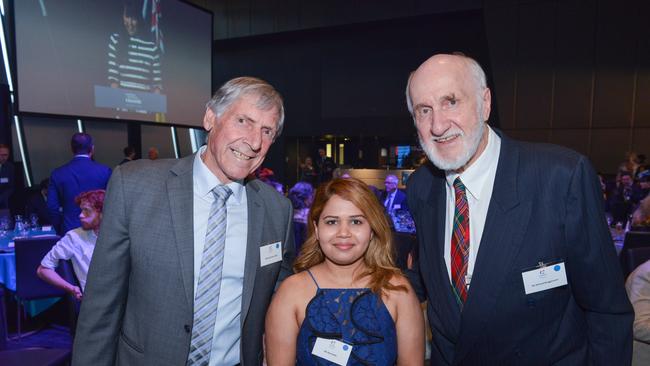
[
  {"left": 384, "top": 190, "right": 396, "bottom": 211},
  {"left": 192, "top": 146, "right": 248, "bottom": 366},
  {"left": 40, "top": 227, "right": 97, "bottom": 290},
  {"left": 443, "top": 126, "right": 501, "bottom": 286}
]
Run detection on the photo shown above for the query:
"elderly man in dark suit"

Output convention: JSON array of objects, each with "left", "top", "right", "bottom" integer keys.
[
  {"left": 72, "top": 77, "right": 294, "bottom": 366},
  {"left": 380, "top": 174, "right": 409, "bottom": 214},
  {"left": 47, "top": 133, "right": 112, "bottom": 234},
  {"left": 405, "top": 53, "right": 633, "bottom": 365}
]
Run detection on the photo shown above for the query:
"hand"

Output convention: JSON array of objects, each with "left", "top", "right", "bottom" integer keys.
[{"left": 68, "top": 285, "right": 83, "bottom": 301}]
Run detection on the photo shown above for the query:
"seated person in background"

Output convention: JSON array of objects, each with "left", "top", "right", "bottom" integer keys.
[
  {"left": 26, "top": 178, "right": 52, "bottom": 227},
  {"left": 299, "top": 157, "right": 318, "bottom": 186},
  {"left": 631, "top": 196, "right": 650, "bottom": 231},
  {"left": 626, "top": 260, "right": 650, "bottom": 366},
  {"left": 37, "top": 190, "right": 105, "bottom": 300},
  {"left": 288, "top": 182, "right": 314, "bottom": 254},
  {"left": 610, "top": 171, "right": 636, "bottom": 227},
  {"left": 266, "top": 178, "right": 424, "bottom": 365}
]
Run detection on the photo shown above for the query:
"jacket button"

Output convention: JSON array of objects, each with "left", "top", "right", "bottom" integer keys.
[{"left": 184, "top": 324, "right": 191, "bottom": 333}]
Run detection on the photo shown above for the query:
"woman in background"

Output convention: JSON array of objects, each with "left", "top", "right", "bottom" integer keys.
[{"left": 266, "top": 178, "right": 423, "bottom": 365}]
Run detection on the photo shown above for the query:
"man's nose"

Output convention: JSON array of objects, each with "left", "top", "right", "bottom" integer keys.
[
  {"left": 246, "top": 129, "right": 262, "bottom": 152},
  {"left": 428, "top": 111, "right": 450, "bottom": 136}
]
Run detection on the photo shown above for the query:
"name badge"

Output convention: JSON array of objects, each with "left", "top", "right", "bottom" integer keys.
[
  {"left": 312, "top": 337, "right": 352, "bottom": 365},
  {"left": 259, "top": 241, "right": 282, "bottom": 267},
  {"left": 394, "top": 204, "right": 401, "bottom": 210},
  {"left": 521, "top": 261, "right": 568, "bottom": 295},
  {"left": 0, "top": 177, "right": 8, "bottom": 183}
]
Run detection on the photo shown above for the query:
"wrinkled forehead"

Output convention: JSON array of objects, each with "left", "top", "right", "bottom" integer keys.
[{"left": 410, "top": 58, "right": 475, "bottom": 101}]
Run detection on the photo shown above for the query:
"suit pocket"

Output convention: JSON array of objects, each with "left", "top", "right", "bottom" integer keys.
[{"left": 117, "top": 331, "right": 144, "bottom": 365}]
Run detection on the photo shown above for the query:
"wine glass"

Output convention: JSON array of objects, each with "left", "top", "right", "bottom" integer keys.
[{"left": 29, "top": 213, "right": 39, "bottom": 231}]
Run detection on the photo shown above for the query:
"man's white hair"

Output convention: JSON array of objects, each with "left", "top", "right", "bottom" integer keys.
[{"left": 405, "top": 54, "right": 487, "bottom": 117}]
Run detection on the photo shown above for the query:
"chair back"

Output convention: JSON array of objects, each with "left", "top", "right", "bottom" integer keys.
[
  {"left": 622, "top": 231, "right": 650, "bottom": 249},
  {"left": 619, "top": 231, "right": 650, "bottom": 279},
  {"left": 392, "top": 232, "right": 418, "bottom": 271},
  {"left": 14, "top": 235, "right": 64, "bottom": 301},
  {"left": 624, "top": 247, "right": 650, "bottom": 281},
  {"left": 0, "top": 287, "right": 6, "bottom": 350}
]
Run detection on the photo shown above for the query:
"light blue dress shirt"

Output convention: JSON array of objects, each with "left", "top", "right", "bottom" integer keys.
[{"left": 192, "top": 146, "right": 248, "bottom": 366}]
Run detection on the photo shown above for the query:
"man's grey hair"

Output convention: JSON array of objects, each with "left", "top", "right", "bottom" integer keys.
[
  {"left": 405, "top": 54, "right": 487, "bottom": 117},
  {"left": 206, "top": 76, "right": 285, "bottom": 137}
]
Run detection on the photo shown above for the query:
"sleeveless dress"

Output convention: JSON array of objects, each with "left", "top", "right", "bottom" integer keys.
[{"left": 296, "top": 270, "right": 398, "bottom": 365}]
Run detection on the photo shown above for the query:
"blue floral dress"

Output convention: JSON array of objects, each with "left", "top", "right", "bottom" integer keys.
[{"left": 296, "top": 270, "right": 397, "bottom": 365}]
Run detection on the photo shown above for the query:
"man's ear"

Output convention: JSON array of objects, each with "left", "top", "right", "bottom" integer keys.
[
  {"left": 203, "top": 109, "right": 216, "bottom": 132},
  {"left": 482, "top": 87, "right": 492, "bottom": 122}
]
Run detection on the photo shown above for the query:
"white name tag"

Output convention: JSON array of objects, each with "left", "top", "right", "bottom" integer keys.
[
  {"left": 522, "top": 262, "right": 568, "bottom": 295},
  {"left": 393, "top": 204, "right": 401, "bottom": 209},
  {"left": 259, "top": 241, "right": 282, "bottom": 267},
  {"left": 312, "top": 337, "right": 352, "bottom": 365},
  {"left": 0, "top": 177, "right": 8, "bottom": 183}
]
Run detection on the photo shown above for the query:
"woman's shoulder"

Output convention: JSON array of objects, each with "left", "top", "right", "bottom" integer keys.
[
  {"left": 384, "top": 273, "right": 417, "bottom": 301},
  {"left": 277, "top": 270, "right": 318, "bottom": 295}
]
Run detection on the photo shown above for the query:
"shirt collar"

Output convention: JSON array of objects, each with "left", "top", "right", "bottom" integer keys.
[
  {"left": 74, "top": 154, "right": 91, "bottom": 159},
  {"left": 445, "top": 126, "right": 500, "bottom": 201},
  {"left": 193, "top": 145, "right": 244, "bottom": 204}
]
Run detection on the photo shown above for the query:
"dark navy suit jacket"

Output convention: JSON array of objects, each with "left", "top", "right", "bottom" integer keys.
[
  {"left": 407, "top": 131, "right": 633, "bottom": 366},
  {"left": 0, "top": 161, "right": 15, "bottom": 209},
  {"left": 380, "top": 188, "right": 409, "bottom": 212},
  {"left": 47, "top": 156, "right": 111, "bottom": 234}
]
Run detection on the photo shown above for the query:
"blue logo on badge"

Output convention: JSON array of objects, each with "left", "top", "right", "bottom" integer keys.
[
  {"left": 275, "top": 243, "right": 280, "bottom": 249},
  {"left": 553, "top": 265, "right": 561, "bottom": 271},
  {"left": 342, "top": 345, "right": 349, "bottom": 351}
]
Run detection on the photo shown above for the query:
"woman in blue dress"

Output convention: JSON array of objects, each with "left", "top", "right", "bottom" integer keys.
[{"left": 266, "top": 178, "right": 424, "bottom": 365}]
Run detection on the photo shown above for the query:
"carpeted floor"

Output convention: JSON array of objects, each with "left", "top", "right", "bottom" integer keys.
[{"left": 5, "top": 325, "right": 72, "bottom": 350}]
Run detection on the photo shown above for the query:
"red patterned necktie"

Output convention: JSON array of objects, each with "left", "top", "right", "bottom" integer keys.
[{"left": 451, "top": 177, "right": 470, "bottom": 306}]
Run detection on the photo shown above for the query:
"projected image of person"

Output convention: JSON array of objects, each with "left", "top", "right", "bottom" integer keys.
[{"left": 108, "top": 1, "right": 162, "bottom": 94}]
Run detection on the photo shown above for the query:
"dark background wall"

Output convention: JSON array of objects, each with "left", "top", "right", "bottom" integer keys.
[
  {"left": 2, "top": 0, "right": 648, "bottom": 188},
  {"left": 485, "top": 0, "right": 650, "bottom": 174}
]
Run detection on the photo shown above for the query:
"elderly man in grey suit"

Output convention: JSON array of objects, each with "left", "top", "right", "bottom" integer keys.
[{"left": 72, "top": 77, "right": 295, "bottom": 366}]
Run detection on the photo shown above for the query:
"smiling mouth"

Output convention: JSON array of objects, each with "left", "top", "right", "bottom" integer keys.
[
  {"left": 434, "top": 133, "right": 461, "bottom": 143},
  {"left": 231, "top": 148, "right": 253, "bottom": 160},
  {"left": 333, "top": 243, "right": 354, "bottom": 250}
]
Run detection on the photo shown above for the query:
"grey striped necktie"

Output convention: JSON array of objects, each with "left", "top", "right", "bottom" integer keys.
[{"left": 188, "top": 185, "right": 232, "bottom": 365}]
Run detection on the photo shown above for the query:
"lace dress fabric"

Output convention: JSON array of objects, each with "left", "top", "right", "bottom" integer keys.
[{"left": 296, "top": 270, "right": 397, "bottom": 365}]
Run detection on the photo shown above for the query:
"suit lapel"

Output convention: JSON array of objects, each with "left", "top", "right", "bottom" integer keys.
[
  {"left": 241, "top": 180, "right": 265, "bottom": 325},
  {"left": 417, "top": 167, "right": 462, "bottom": 336},
  {"left": 167, "top": 155, "right": 196, "bottom": 309},
  {"left": 453, "top": 136, "right": 532, "bottom": 363}
]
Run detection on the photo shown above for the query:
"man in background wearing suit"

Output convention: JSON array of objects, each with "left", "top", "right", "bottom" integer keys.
[
  {"left": 0, "top": 144, "right": 14, "bottom": 210},
  {"left": 72, "top": 77, "right": 295, "bottom": 366},
  {"left": 381, "top": 174, "right": 409, "bottom": 215},
  {"left": 47, "top": 133, "right": 111, "bottom": 235},
  {"left": 119, "top": 146, "right": 136, "bottom": 165},
  {"left": 405, "top": 53, "right": 633, "bottom": 365}
]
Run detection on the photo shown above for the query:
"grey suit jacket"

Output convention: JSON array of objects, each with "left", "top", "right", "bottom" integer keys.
[{"left": 72, "top": 154, "right": 295, "bottom": 366}]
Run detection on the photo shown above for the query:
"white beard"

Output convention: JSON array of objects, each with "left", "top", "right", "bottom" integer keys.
[{"left": 419, "top": 120, "right": 485, "bottom": 171}]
